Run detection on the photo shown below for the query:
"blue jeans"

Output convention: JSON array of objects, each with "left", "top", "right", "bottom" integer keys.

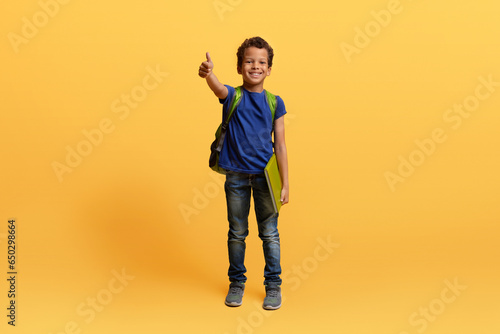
[{"left": 225, "top": 171, "right": 282, "bottom": 285}]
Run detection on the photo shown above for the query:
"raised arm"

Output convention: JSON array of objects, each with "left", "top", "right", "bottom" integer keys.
[{"left": 199, "top": 52, "right": 228, "bottom": 100}]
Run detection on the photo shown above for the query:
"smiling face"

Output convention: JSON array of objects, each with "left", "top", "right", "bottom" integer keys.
[{"left": 237, "top": 46, "right": 272, "bottom": 92}]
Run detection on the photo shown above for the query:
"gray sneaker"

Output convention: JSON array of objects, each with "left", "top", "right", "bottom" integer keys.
[
  {"left": 225, "top": 282, "right": 245, "bottom": 307},
  {"left": 263, "top": 283, "right": 281, "bottom": 310}
]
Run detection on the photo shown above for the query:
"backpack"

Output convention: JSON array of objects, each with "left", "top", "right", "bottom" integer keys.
[{"left": 209, "top": 86, "right": 277, "bottom": 174}]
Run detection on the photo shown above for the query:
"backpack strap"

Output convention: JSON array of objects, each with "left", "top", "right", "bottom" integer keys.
[
  {"left": 224, "top": 86, "right": 243, "bottom": 126},
  {"left": 264, "top": 90, "right": 277, "bottom": 120},
  {"left": 265, "top": 89, "right": 277, "bottom": 124},
  {"left": 216, "top": 86, "right": 243, "bottom": 152}
]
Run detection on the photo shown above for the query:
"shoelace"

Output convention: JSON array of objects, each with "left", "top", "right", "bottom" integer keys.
[
  {"left": 266, "top": 288, "right": 280, "bottom": 298},
  {"left": 229, "top": 286, "right": 242, "bottom": 295}
]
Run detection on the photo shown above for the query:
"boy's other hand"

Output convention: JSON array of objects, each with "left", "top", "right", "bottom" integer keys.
[
  {"left": 280, "top": 187, "right": 289, "bottom": 206},
  {"left": 199, "top": 52, "right": 214, "bottom": 78}
]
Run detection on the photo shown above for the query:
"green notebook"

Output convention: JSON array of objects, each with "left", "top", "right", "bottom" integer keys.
[{"left": 264, "top": 153, "right": 282, "bottom": 214}]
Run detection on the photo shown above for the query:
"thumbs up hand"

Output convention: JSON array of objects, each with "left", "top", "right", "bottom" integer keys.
[
  {"left": 198, "top": 51, "right": 228, "bottom": 99},
  {"left": 199, "top": 52, "right": 214, "bottom": 78}
]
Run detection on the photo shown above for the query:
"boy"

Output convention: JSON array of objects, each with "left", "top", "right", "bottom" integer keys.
[{"left": 198, "top": 37, "right": 289, "bottom": 310}]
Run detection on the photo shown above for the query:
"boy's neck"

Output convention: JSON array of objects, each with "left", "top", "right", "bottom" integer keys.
[{"left": 242, "top": 82, "right": 265, "bottom": 93}]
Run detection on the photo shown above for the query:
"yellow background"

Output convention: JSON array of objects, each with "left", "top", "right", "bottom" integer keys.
[{"left": 1, "top": 0, "right": 499, "bottom": 333}]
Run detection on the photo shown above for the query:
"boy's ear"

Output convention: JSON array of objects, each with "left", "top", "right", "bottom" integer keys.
[
  {"left": 267, "top": 67, "right": 272, "bottom": 76},
  {"left": 237, "top": 66, "right": 242, "bottom": 74}
]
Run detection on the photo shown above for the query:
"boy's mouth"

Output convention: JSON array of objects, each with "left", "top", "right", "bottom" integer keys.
[{"left": 249, "top": 72, "right": 262, "bottom": 78}]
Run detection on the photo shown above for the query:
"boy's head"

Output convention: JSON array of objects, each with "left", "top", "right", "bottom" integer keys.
[
  {"left": 236, "top": 37, "right": 274, "bottom": 69},
  {"left": 236, "top": 37, "right": 274, "bottom": 87}
]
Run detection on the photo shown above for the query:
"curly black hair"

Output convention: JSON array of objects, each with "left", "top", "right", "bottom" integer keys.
[{"left": 236, "top": 37, "right": 274, "bottom": 68}]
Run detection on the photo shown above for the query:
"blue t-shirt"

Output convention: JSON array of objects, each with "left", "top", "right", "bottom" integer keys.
[{"left": 218, "top": 85, "right": 287, "bottom": 174}]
